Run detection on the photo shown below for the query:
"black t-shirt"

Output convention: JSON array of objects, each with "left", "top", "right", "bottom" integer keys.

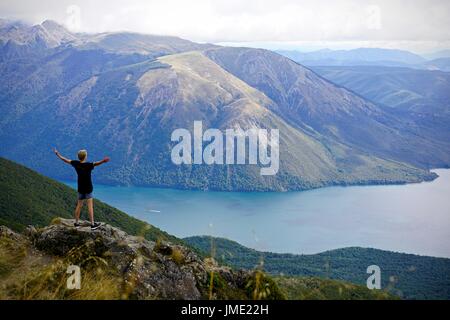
[{"left": 70, "top": 160, "right": 94, "bottom": 194}]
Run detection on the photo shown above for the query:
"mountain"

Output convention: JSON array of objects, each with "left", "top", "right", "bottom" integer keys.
[
  {"left": 184, "top": 236, "right": 450, "bottom": 300},
  {"left": 0, "top": 19, "right": 77, "bottom": 48},
  {"left": 0, "top": 157, "right": 393, "bottom": 300},
  {"left": 312, "top": 66, "right": 450, "bottom": 114},
  {"left": 0, "top": 47, "right": 435, "bottom": 190},
  {"left": 79, "top": 32, "right": 214, "bottom": 56},
  {"left": 312, "top": 65, "right": 450, "bottom": 161},
  {"left": 277, "top": 48, "right": 426, "bottom": 67},
  {"left": 423, "top": 49, "right": 450, "bottom": 60},
  {"left": 0, "top": 19, "right": 213, "bottom": 58},
  {"left": 0, "top": 19, "right": 80, "bottom": 61},
  {"left": 0, "top": 20, "right": 445, "bottom": 191},
  {"left": 422, "top": 58, "right": 450, "bottom": 72},
  {"left": 204, "top": 47, "right": 449, "bottom": 168},
  {"left": 277, "top": 47, "right": 450, "bottom": 72}
]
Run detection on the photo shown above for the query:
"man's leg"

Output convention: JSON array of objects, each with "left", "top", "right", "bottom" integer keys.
[
  {"left": 74, "top": 200, "right": 84, "bottom": 223},
  {"left": 87, "top": 198, "right": 94, "bottom": 225}
]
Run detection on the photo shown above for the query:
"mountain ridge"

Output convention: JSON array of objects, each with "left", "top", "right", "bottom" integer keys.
[
  {"left": 277, "top": 48, "right": 426, "bottom": 67},
  {"left": 277, "top": 47, "right": 450, "bottom": 73},
  {"left": 204, "top": 47, "right": 449, "bottom": 169},
  {"left": 312, "top": 65, "right": 450, "bottom": 167}
]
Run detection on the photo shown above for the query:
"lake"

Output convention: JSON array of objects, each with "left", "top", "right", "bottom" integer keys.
[{"left": 62, "top": 169, "right": 450, "bottom": 258}]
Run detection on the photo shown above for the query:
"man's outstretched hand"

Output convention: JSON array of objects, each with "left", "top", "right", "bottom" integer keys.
[
  {"left": 53, "top": 148, "right": 71, "bottom": 164},
  {"left": 94, "top": 156, "right": 110, "bottom": 167}
]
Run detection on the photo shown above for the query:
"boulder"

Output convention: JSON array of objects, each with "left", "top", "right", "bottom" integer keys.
[{"left": 26, "top": 218, "right": 250, "bottom": 300}]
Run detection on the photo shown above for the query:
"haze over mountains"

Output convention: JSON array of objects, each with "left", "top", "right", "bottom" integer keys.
[
  {"left": 0, "top": 19, "right": 448, "bottom": 191},
  {"left": 277, "top": 48, "right": 450, "bottom": 71}
]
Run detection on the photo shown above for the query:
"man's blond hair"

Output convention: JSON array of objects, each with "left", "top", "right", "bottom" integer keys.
[{"left": 78, "top": 149, "right": 87, "bottom": 161}]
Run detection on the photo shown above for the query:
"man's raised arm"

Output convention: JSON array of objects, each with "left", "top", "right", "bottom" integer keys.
[
  {"left": 53, "top": 148, "right": 71, "bottom": 164},
  {"left": 94, "top": 156, "right": 110, "bottom": 167}
]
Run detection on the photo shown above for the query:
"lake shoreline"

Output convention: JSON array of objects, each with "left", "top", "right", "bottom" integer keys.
[{"left": 61, "top": 167, "right": 442, "bottom": 195}]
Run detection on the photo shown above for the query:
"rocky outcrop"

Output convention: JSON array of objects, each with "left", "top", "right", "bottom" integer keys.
[
  {"left": 0, "top": 225, "right": 24, "bottom": 242},
  {"left": 1, "top": 219, "right": 259, "bottom": 300}
]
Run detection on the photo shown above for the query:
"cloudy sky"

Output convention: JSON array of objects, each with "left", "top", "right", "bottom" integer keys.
[{"left": 1, "top": 0, "right": 449, "bottom": 53}]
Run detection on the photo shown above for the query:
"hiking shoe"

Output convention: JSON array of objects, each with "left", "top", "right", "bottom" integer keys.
[
  {"left": 74, "top": 222, "right": 80, "bottom": 228},
  {"left": 91, "top": 222, "right": 101, "bottom": 230}
]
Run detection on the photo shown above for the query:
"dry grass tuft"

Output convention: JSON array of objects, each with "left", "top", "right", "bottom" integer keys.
[
  {"left": 50, "top": 217, "right": 62, "bottom": 225},
  {"left": 170, "top": 247, "right": 185, "bottom": 265},
  {"left": 0, "top": 238, "right": 124, "bottom": 300}
]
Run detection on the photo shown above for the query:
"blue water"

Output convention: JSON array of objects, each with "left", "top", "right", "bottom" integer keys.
[{"left": 62, "top": 169, "right": 450, "bottom": 258}]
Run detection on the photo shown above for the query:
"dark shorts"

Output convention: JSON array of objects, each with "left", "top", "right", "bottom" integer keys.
[{"left": 78, "top": 193, "right": 93, "bottom": 200}]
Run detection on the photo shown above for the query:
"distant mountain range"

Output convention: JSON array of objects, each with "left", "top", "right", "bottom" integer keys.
[
  {"left": 312, "top": 66, "right": 450, "bottom": 153},
  {"left": 0, "top": 19, "right": 448, "bottom": 191},
  {"left": 423, "top": 49, "right": 450, "bottom": 61},
  {"left": 277, "top": 48, "right": 450, "bottom": 71}
]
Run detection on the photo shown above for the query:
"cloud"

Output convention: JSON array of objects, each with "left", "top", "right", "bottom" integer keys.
[
  {"left": 65, "top": 4, "right": 81, "bottom": 31},
  {"left": 0, "top": 0, "right": 449, "bottom": 51},
  {"left": 366, "top": 5, "right": 382, "bottom": 30}
]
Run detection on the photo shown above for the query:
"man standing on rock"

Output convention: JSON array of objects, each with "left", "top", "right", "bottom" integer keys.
[{"left": 53, "top": 148, "right": 110, "bottom": 230}]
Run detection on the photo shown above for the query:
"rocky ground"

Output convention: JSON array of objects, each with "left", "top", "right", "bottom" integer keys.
[{"left": 0, "top": 219, "right": 283, "bottom": 300}]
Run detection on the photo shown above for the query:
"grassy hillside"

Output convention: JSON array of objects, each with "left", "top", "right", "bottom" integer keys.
[
  {"left": 184, "top": 236, "right": 450, "bottom": 300},
  {"left": 0, "top": 157, "right": 182, "bottom": 244}
]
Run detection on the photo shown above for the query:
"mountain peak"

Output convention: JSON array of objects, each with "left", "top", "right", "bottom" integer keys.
[
  {"left": 39, "top": 19, "right": 77, "bottom": 45},
  {"left": 0, "top": 18, "right": 76, "bottom": 48},
  {"left": 41, "top": 19, "right": 64, "bottom": 30}
]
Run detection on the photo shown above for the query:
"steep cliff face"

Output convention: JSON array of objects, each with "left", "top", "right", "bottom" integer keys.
[{"left": 0, "top": 219, "right": 283, "bottom": 300}]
